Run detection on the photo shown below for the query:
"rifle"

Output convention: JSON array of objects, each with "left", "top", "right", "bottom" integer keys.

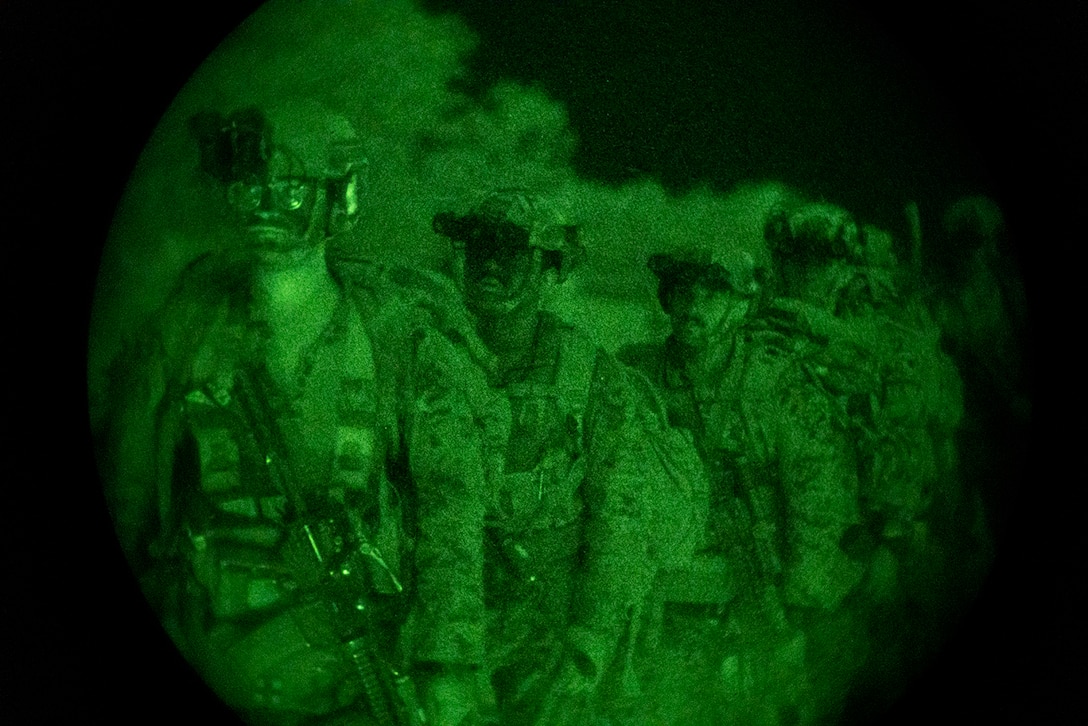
[
  {"left": 710, "top": 468, "right": 815, "bottom": 726},
  {"left": 234, "top": 367, "right": 426, "bottom": 726},
  {"left": 716, "top": 456, "right": 791, "bottom": 633}
]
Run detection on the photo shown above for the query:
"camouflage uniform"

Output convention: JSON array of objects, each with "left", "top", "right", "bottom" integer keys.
[
  {"left": 620, "top": 322, "right": 864, "bottom": 726},
  {"left": 434, "top": 190, "right": 702, "bottom": 725},
  {"left": 98, "top": 103, "right": 489, "bottom": 726},
  {"left": 765, "top": 202, "right": 966, "bottom": 578},
  {"left": 617, "top": 246, "right": 865, "bottom": 726},
  {"left": 99, "top": 252, "right": 492, "bottom": 726},
  {"left": 764, "top": 200, "right": 969, "bottom": 713}
]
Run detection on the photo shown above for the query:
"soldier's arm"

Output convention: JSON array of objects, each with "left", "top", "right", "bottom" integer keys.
[
  {"left": 100, "top": 333, "right": 167, "bottom": 566},
  {"left": 774, "top": 367, "right": 865, "bottom": 612},
  {"left": 402, "top": 324, "right": 489, "bottom": 672},
  {"left": 99, "top": 255, "right": 229, "bottom": 557},
  {"left": 106, "top": 273, "right": 217, "bottom": 561},
  {"left": 566, "top": 354, "right": 660, "bottom": 685}
]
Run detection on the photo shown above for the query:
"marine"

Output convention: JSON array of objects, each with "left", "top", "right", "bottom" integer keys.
[
  {"left": 618, "top": 241, "right": 864, "bottom": 726},
  {"left": 432, "top": 189, "right": 703, "bottom": 725},
  {"left": 762, "top": 199, "right": 970, "bottom": 714},
  {"left": 97, "top": 100, "right": 492, "bottom": 726}
]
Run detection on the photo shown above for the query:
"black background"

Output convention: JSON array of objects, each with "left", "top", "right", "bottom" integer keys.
[{"left": 2, "top": 1, "right": 1080, "bottom": 723}]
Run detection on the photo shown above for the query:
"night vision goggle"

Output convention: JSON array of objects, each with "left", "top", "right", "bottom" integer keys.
[
  {"left": 189, "top": 108, "right": 274, "bottom": 184},
  {"left": 432, "top": 212, "right": 532, "bottom": 251},
  {"left": 649, "top": 255, "right": 738, "bottom": 293}
]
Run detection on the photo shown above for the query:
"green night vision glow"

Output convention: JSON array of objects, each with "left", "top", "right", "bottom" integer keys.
[{"left": 88, "top": 2, "right": 1026, "bottom": 725}]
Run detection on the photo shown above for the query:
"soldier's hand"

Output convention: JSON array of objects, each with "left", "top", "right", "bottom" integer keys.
[
  {"left": 421, "top": 666, "right": 485, "bottom": 726},
  {"left": 531, "top": 653, "right": 595, "bottom": 726}
]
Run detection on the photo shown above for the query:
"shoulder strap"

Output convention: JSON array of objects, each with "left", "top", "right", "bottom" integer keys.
[
  {"left": 336, "top": 265, "right": 416, "bottom": 463},
  {"left": 549, "top": 315, "right": 601, "bottom": 428},
  {"left": 328, "top": 299, "right": 381, "bottom": 496}
]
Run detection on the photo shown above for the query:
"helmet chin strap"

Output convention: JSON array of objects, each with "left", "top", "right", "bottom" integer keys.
[
  {"left": 469, "top": 274, "right": 543, "bottom": 319},
  {"left": 303, "top": 186, "right": 329, "bottom": 249},
  {"left": 324, "top": 174, "right": 359, "bottom": 239},
  {"left": 248, "top": 189, "right": 330, "bottom": 270},
  {"left": 726, "top": 297, "right": 753, "bottom": 330},
  {"left": 466, "top": 249, "right": 548, "bottom": 320},
  {"left": 291, "top": 188, "right": 332, "bottom": 253}
]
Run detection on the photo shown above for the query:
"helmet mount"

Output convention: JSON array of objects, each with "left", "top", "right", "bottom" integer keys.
[{"left": 189, "top": 100, "right": 367, "bottom": 237}]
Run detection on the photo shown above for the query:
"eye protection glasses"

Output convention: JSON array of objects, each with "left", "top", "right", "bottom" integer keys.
[{"left": 227, "top": 177, "right": 318, "bottom": 212}]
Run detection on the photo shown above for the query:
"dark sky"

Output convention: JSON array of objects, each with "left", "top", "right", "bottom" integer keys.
[
  {"left": 411, "top": 0, "right": 1081, "bottom": 291},
  {"left": 418, "top": 0, "right": 1017, "bottom": 236},
  {"left": 426, "top": 3, "right": 968, "bottom": 192},
  {"left": 2, "top": 2, "right": 1082, "bottom": 724}
]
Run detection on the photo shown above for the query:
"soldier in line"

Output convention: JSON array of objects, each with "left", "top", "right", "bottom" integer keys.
[
  {"left": 432, "top": 189, "right": 703, "bottom": 725},
  {"left": 763, "top": 200, "right": 972, "bottom": 717},
  {"left": 931, "top": 195, "right": 1028, "bottom": 541},
  {"left": 97, "top": 100, "right": 493, "bottom": 726},
  {"left": 617, "top": 242, "right": 865, "bottom": 725}
]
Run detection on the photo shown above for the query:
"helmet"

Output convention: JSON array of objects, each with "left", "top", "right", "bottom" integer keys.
[
  {"left": 860, "top": 223, "right": 896, "bottom": 269},
  {"left": 189, "top": 99, "right": 366, "bottom": 182},
  {"left": 433, "top": 188, "right": 584, "bottom": 281},
  {"left": 189, "top": 100, "right": 367, "bottom": 232},
  {"left": 648, "top": 247, "right": 766, "bottom": 300},
  {"left": 765, "top": 202, "right": 863, "bottom": 266}
]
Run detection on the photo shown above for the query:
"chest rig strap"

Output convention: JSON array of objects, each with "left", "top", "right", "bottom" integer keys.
[
  {"left": 180, "top": 291, "right": 404, "bottom": 619},
  {"left": 492, "top": 317, "right": 599, "bottom": 523},
  {"left": 329, "top": 301, "right": 380, "bottom": 495},
  {"left": 336, "top": 280, "right": 404, "bottom": 596},
  {"left": 485, "top": 318, "right": 602, "bottom": 612}
]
